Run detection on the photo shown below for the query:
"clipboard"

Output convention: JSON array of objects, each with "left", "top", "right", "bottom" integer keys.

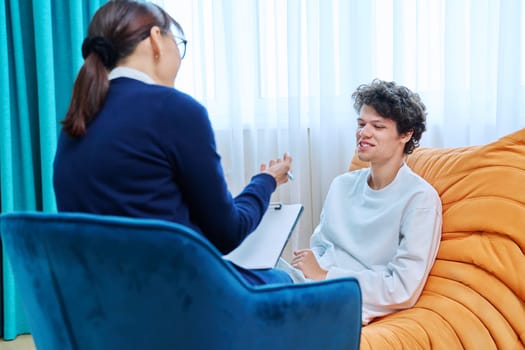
[{"left": 223, "top": 203, "right": 303, "bottom": 269}]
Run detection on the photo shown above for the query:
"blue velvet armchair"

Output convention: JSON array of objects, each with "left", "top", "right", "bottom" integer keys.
[{"left": 0, "top": 212, "right": 362, "bottom": 350}]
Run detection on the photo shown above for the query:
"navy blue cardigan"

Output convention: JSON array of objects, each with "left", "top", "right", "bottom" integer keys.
[{"left": 53, "top": 78, "right": 276, "bottom": 254}]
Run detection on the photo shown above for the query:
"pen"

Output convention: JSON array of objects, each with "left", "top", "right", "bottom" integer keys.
[
  {"left": 270, "top": 202, "right": 282, "bottom": 210},
  {"left": 287, "top": 171, "right": 294, "bottom": 181}
]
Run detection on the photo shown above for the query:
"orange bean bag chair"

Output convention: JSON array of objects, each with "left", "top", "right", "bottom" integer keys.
[{"left": 349, "top": 128, "right": 525, "bottom": 349}]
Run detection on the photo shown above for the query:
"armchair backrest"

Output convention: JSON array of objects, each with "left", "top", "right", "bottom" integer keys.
[{"left": 1, "top": 212, "right": 362, "bottom": 350}]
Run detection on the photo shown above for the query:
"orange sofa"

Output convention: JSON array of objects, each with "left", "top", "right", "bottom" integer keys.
[{"left": 350, "top": 128, "right": 525, "bottom": 349}]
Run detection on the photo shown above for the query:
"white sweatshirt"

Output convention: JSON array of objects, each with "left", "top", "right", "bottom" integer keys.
[{"left": 311, "top": 163, "right": 442, "bottom": 325}]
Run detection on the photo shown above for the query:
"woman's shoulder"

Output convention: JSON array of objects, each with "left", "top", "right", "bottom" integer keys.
[
  {"left": 110, "top": 79, "right": 213, "bottom": 139},
  {"left": 112, "top": 78, "right": 206, "bottom": 116},
  {"left": 150, "top": 84, "right": 206, "bottom": 114},
  {"left": 133, "top": 83, "right": 211, "bottom": 127}
]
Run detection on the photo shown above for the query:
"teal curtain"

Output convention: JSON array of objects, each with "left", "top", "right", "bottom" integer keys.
[{"left": 0, "top": 0, "right": 106, "bottom": 340}]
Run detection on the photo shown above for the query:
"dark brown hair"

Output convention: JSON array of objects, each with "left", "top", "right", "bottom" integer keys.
[
  {"left": 352, "top": 79, "right": 427, "bottom": 154},
  {"left": 62, "top": 0, "right": 183, "bottom": 137}
]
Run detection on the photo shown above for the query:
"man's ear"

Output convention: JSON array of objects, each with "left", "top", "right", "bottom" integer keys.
[
  {"left": 148, "top": 25, "right": 163, "bottom": 59},
  {"left": 400, "top": 129, "right": 414, "bottom": 144}
]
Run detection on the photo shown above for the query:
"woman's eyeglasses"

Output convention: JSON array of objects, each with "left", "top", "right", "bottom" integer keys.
[
  {"left": 172, "top": 34, "right": 187, "bottom": 60},
  {"left": 140, "top": 30, "right": 188, "bottom": 60}
]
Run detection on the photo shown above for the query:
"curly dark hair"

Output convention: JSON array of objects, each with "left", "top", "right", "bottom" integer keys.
[{"left": 351, "top": 79, "right": 427, "bottom": 154}]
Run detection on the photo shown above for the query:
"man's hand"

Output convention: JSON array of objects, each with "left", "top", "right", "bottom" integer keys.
[{"left": 291, "top": 249, "right": 328, "bottom": 281}]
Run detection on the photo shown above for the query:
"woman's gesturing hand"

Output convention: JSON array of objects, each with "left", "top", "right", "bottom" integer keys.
[{"left": 259, "top": 152, "right": 293, "bottom": 185}]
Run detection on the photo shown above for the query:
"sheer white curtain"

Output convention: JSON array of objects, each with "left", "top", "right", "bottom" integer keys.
[{"left": 153, "top": 0, "right": 525, "bottom": 252}]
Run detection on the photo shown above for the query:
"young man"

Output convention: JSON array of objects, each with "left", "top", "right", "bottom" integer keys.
[{"left": 279, "top": 79, "right": 442, "bottom": 325}]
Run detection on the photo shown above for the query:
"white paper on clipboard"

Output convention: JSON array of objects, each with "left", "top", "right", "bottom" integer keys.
[{"left": 223, "top": 203, "right": 303, "bottom": 269}]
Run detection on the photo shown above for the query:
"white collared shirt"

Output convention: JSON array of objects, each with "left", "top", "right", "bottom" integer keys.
[{"left": 108, "top": 66, "right": 155, "bottom": 85}]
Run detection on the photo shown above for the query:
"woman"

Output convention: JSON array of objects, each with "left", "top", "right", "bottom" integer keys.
[{"left": 53, "top": 0, "right": 292, "bottom": 285}]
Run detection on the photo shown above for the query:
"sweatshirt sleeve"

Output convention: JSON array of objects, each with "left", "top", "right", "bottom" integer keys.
[{"left": 326, "top": 205, "right": 442, "bottom": 324}]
